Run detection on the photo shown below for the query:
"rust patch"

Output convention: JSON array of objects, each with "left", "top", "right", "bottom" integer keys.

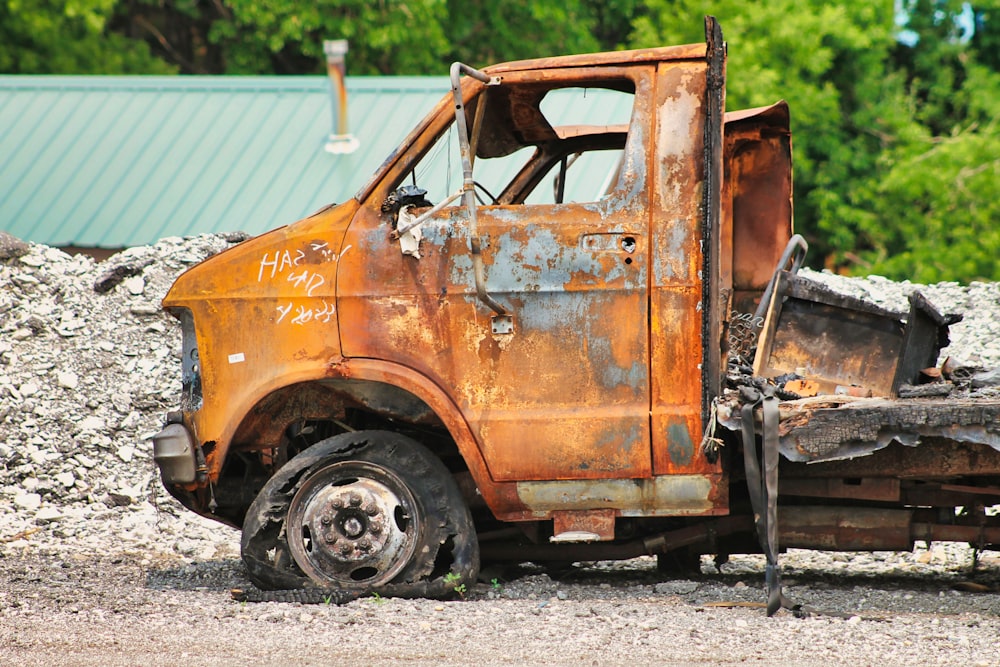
[
  {"left": 754, "top": 272, "right": 959, "bottom": 398},
  {"left": 552, "top": 509, "right": 617, "bottom": 541}
]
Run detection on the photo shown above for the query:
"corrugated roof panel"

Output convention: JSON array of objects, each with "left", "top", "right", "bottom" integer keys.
[
  {"left": 27, "top": 90, "right": 118, "bottom": 234},
  {"left": 46, "top": 90, "right": 160, "bottom": 244},
  {"left": 46, "top": 90, "right": 163, "bottom": 245},
  {"left": 0, "top": 75, "right": 636, "bottom": 248},
  {"left": 151, "top": 92, "right": 263, "bottom": 234},
  {"left": 137, "top": 91, "right": 289, "bottom": 244},
  {"left": 220, "top": 97, "right": 325, "bottom": 234},
  {"left": 1, "top": 91, "right": 91, "bottom": 240},
  {"left": 0, "top": 77, "right": 408, "bottom": 247},
  {"left": 166, "top": 92, "right": 292, "bottom": 236},
  {"left": 0, "top": 89, "right": 59, "bottom": 159},
  {"left": 80, "top": 92, "right": 216, "bottom": 246}
]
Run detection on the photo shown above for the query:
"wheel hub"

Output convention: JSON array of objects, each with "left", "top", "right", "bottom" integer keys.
[
  {"left": 308, "top": 482, "right": 394, "bottom": 562},
  {"left": 286, "top": 462, "right": 419, "bottom": 588}
]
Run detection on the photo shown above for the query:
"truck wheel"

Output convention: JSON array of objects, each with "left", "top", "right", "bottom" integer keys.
[{"left": 241, "top": 430, "right": 479, "bottom": 598}]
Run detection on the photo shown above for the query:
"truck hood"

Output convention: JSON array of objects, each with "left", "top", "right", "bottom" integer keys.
[{"left": 163, "top": 199, "right": 359, "bottom": 308}]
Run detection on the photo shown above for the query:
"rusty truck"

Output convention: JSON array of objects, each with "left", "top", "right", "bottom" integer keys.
[{"left": 151, "top": 18, "right": 1000, "bottom": 613}]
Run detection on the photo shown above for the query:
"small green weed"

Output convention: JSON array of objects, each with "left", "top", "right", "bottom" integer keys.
[{"left": 443, "top": 572, "right": 466, "bottom": 597}]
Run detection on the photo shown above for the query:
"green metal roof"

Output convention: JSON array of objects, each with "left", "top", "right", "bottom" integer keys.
[
  {"left": 0, "top": 75, "right": 632, "bottom": 248},
  {"left": 0, "top": 75, "right": 450, "bottom": 248}
]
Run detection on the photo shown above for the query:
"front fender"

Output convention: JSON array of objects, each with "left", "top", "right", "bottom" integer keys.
[{"left": 201, "top": 357, "right": 526, "bottom": 519}]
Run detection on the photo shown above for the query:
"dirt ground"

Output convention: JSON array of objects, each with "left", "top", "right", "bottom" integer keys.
[{"left": 2, "top": 545, "right": 1000, "bottom": 666}]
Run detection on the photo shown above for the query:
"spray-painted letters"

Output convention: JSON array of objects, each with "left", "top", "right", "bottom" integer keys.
[{"left": 257, "top": 243, "right": 352, "bottom": 325}]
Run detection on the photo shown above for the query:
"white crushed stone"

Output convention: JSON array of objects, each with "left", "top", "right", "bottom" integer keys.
[{"left": 0, "top": 233, "right": 245, "bottom": 560}]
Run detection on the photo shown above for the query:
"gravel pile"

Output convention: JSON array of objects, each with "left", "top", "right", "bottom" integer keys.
[
  {"left": 3, "top": 234, "right": 1000, "bottom": 664},
  {"left": 0, "top": 231, "right": 246, "bottom": 561}
]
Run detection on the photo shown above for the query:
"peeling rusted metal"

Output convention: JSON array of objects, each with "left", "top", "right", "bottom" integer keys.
[
  {"left": 551, "top": 509, "right": 617, "bottom": 541},
  {"left": 781, "top": 437, "right": 1000, "bottom": 478},
  {"left": 721, "top": 100, "right": 793, "bottom": 352},
  {"left": 779, "top": 506, "right": 913, "bottom": 551},
  {"left": 515, "top": 474, "right": 727, "bottom": 516},
  {"left": 775, "top": 397, "right": 1000, "bottom": 462},
  {"left": 753, "top": 272, "right": 958, "bottom": 398}
]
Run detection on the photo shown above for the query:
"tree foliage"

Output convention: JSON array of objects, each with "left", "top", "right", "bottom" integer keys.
[
  {"left": 0, "top": 0, "right": 174, "bottom": 73},
  {"left": 627, "top": 1, "right": 1000, "bottom": 282},
  {"left": 2, "top": 0, "right": 998, "bottom": 282}
]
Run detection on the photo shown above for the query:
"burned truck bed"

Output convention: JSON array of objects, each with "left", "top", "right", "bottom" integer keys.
[
  {"left": 719, "top": 393, "right": 1000, "bottom": 464},
  {"left": 722, "top": 267, "right": 1000, "bottom": 465},
  {"left": 712, "top": 270, "right": 1000, "bottom": 615},
  {"left": 709, "top": 266, "right": 1000, "bottom": 592}
]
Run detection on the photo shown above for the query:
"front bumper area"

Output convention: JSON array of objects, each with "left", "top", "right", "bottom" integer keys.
[{"left": 152, "top": 415, "right": 199, "bottom": 485}]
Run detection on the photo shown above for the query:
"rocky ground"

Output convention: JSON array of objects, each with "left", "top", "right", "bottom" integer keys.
[
  {"left": 2, "top": 546, "right": 1000, "bottom": 666},
  {"left": 2, "top": 232, "right": 1000, "bottom": 665}
]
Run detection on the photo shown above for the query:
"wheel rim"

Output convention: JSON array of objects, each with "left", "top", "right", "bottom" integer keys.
[{"left": 286, "top": 460, "right": 420, "bottom": 588}]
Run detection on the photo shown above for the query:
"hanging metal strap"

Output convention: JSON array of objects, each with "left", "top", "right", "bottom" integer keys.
[{"left": 739, "top": 385, "right": 802, "bottom": 617}]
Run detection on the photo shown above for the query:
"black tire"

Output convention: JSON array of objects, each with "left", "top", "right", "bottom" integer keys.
[{"left": 241, "top": 430, "right": 479, "bottom": 598}]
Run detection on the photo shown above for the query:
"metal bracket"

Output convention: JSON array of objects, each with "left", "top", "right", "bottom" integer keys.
[{"left": 491, "top": 314, "right": 514, "bottom": 335}]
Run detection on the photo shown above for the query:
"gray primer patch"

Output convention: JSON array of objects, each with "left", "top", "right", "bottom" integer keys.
[
  {"left": 667, "top": 420, "right": 694, "bottom": 467},
  {"left": 516, "top": 475, "right": 715, "bottom": 514}
]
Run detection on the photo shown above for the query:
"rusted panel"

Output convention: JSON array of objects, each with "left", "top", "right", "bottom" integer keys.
[
  {"left": 339, "top": 65, "right": 658, "bottom": 486},
  {"left": 720, "top": 101, "right": 793, "bottom": 319},
  {"left": 779, "top": 506, "right": 913, "bottom": 551},
  {"left": 162, "top": 202, "right": 358, "bottom": 479},
  {"left": 552, "top": 509, "right": 617, "bottom": 541},
  {"left": 779, "top": 477, "right": 901, "bottom": 502},
  {"left": 754, "top": 272, "right": 955, "bottom": 398},
  {"left": 648, "top": 57, "right": 722, "bottom": 489},
  {"left": 781, "top": 437, "right": 1000, "bottom": 478},
  {"left": 515, "top": 474, "right": 726, "bottom": 516},
  {"left": 651, "top": 289, "right": 705, "bottom": 476},
  {"left": 484, "top": 43, "right": 707, "bottom": 75}
]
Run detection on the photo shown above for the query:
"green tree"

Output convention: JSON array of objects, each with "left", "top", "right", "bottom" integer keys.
[
  {"left": 109, "top": 0, "right": 228, "bottom": 74},
  {"left": 443, "top": 1, "right": 604, "bottom": 68},
  {"left": 853, "top": 2, "right": 1000, "bottom": 282},
  {"left": 970, "top": 0, "right": 1000, "bottom": 70},
  {"left": 0, "top": 0, "right": 174, "bottom": 73},
  {"left": 210, "top": 0, "right": 618, "bottom": 74},
  {"left": 630, "top": 1, "right": 1000, "bottom": 282},
  {"left": 210, "top": 0, "right": 451, "bottom": 75}
]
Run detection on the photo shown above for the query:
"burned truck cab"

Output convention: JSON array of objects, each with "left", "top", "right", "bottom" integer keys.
[
  {"left": 151, "top": 19, "right": 757, "bottom": 597},
  {"left": 151, "top": 20, "right": 1000, "bottom": 608}
]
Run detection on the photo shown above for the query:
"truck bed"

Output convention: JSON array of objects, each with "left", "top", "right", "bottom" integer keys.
[{"left": 718, "top": 391, "right": 1000, "bottom": 463}]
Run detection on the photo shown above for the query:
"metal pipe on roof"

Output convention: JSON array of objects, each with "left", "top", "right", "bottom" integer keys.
[{"left": 323, "top": 39, "right": 359, "bottom": 154}]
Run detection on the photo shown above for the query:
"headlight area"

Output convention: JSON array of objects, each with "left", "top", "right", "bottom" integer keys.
[
  {"left": 173, "top": 306, "right": 203, "bottom": 411},
  {"left": 152, "top": 307, "right": 205, "bottom": 486}
]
